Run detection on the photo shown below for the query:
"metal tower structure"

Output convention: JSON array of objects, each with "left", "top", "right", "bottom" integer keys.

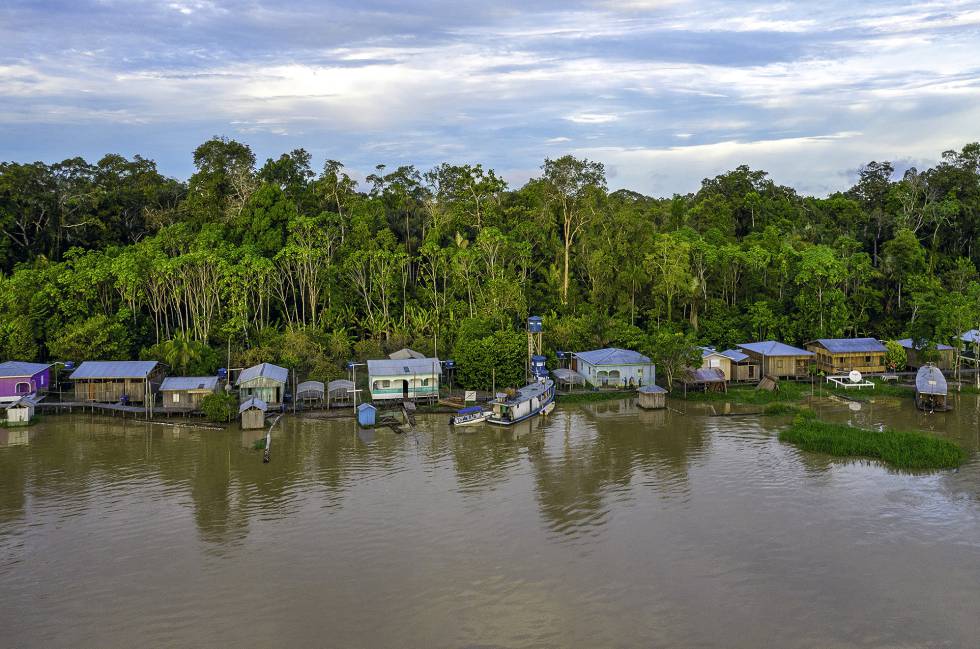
[{"left": 528, "top": 316, "right": 546, "bottom": 380}]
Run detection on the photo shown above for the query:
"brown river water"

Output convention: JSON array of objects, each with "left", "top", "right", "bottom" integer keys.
[{"left": 1, "top": 394, "right": 979, "bottom": 648}]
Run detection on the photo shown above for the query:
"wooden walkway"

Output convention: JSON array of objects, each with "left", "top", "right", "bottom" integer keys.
[{"left": 37, "top": 401, "right": 196, "bottom": 417}]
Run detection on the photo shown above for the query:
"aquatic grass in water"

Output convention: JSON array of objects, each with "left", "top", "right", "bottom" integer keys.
[
  {"left": 779, "top": 414, "right": 966, "bottom": 470},
  {"left": 559, "top": 390, "right": 635, "bottom": 403},
  {"left": 763, "top": 402, "right": 805, "bottom": 416}
]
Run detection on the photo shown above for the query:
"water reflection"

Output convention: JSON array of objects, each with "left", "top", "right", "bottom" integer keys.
[{"left": 1, "top": 398, "right": 979, "bottom": 648}]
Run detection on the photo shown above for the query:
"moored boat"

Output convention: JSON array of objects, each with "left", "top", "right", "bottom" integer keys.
[
  {"left": 488, "top": 377, "right": 556, "bottom": 425},
  {"left": 915, "top": 364, "right": 950, "bottom": 412},
  {"left": 450, "top": 405, "right": 489, "bottom": 427}
]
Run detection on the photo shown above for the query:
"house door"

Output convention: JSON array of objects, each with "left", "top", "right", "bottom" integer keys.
[
  {"left": 748, "top": 365, "right": 755, "bottom": 379},
  {"left": 87, "top": 382, "right": 96, "bottom": 401},
  {"left": 402, "top": 380, "right": 410, "bottom": 399}
]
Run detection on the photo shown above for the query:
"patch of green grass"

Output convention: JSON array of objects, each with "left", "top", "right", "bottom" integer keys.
[
  {"left": 778, "top": 414, "right": 966, "bottom": 470},
  {"left": 558, "top": 390, "right": 635, "bottom": 403},
  {"left": 252, "top": 438, "right": 267, "bottom": 450},
  {"left": 763, "top": 402, "right": 806, "bottom": 416}
]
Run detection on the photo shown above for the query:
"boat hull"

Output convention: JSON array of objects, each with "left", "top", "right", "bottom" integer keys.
[{"left": 487, "top": 381, "right": 556, "bottom": 426}]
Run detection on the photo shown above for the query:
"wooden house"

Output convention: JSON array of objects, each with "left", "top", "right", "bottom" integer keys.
[
  {"left": 69, "top": 361, "right": 162, "bottom": 404},
  {"left": 571, "top": 348, "right": 655, "bottom": 389},
  {"left": 237, "top": 363, "right": 288, "bottom": 406},
  {"left": 806, "top": 338, "right": 887, "bottom": 375},
  {"left": 699, "top": 348, "right": 759, "bottom": 382},
  {"left": 239, "top": 396, "right": 267, "bottom": 430},
  {"left": 0, "top": 361, "right": 52, "bottom": 404},
  {"left": 895, "top": 339, "right": 955, "bottom": 370},
  {"left": 637, "top": 384, "right": 667, "bottom": 409},
  {"left": 737, "top": 341, "right": 813, "bottom": 379},
  {"left": 367, "top": 358, "right": 441, "bottom": 402},
  {"left": 160, "top": 376, "right": 219, "bottom": 411}
]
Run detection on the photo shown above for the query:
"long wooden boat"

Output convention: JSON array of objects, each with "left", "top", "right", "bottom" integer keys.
[{"left": 487, "top": 378, "right": 556, "bottom": 426}]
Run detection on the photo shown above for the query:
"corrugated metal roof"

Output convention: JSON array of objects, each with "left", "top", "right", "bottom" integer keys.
[
  {"left": 961, "top": 329, "right": 980, "bottom": 344},
  {"left": 915, "top": 365, "right": 947, "bottom": 395},
  {"left": 367, "top": 358, "right": 442, "bottom": 376},
  {"left": 574, "top": 348, "right": 651, "bottom": 366},
  {"left": 327, "top": 379, "right": 355, "bottom": 395},
  {"left": 809, "top": 338, "right": 887, "bottom": 353},
  {"left": 719, "top": 349, "right": 750, "bottom": 362},
  {"left": 551, "top": 368, "right": 586, "bottom": 384},
  {"left": 69, "top": 360, "right": 158, "bottom": 379},
  {"left": 637, "top": 384, "right": 667, "bottom": 393},
  {"left": 160, "top": 376, "right": 219, "bottom": 391},
  {"left": 239, "top": 396, "right": 267, "bottom": 413},
  {"left": 680, "top": 367, "right": 726, "bottom": 383},
  {"left": 737, "top": 341, "right": 813, "bottom": 357},
  {"left": 296, "top": 380, "right": 325, "bottom": 397},
  {"left": 0, "top": 361, "right": 52, "bottom": 377},
  {"left": 388, "top": 348, "right": 426, "bottom": 360},
  {"left": 895, "top": 339, "right": 954, "bottom": 352},
  {"left": 237, "top": 363, "right": 288, "bottom": 385}
]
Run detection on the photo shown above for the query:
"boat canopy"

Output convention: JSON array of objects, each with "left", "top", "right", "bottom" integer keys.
[
  {"left": 915, "top": 364, "right": 947, "bottom": 396},
  {"left": 551, "top": 368, "right": 586, "bottom": 385},
  {"left": 457, "top": 406, "right": 483, "bottom": 415}
]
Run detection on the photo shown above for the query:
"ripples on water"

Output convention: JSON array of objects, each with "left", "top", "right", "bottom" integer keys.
[{"left": 1, "top": 395, "right": 979, "bottom": 648}]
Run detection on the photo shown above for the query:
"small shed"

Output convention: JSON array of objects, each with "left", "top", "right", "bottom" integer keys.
[
  {"left": 806, "top": 338, "right": 887, "bottom": 375},
  {"left": 0, "top": 361, "right": 52, "bottom": 404},
  {"left": 69, "top": 360, "right": 162, "bottom": 403},
  {"left": 895, "top": 339, "right": 955, "bottom": 370},
  {"left": 737, "top": 341, "right": 814, "bottom": 379},
  {"left": 239, "top": 397, "right": 268, "bottom": 430},
  {"left": 160, "top": 376, "right": 219, "bottom": 410},
  {"left": 327, "top": 379, "right": 355, "bottom": 407},
  {"left": 237, "top": 363, "right": 288, "bottom": 406},
  {"left": 572, "top": 348, "right": 655, "bottom": 389},
  {"left": 637, "top": 384, "right": 667, "bottom": 410},
  {"left": 915, "top": 364, "right": 949, "bottom": 412},
  {"left": 357, "top": 402, "right": 377, "bottom": 427},
  {"left": 6, "top": 395, "right": 39, "bottom": 426},
  {"left": 676, "top": 367, "right": 727, "bottom": 396},
  {"left": 296, "top": 380, "right": 325, "bottom": 404}
]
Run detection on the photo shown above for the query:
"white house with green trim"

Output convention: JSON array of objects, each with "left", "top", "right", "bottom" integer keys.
[{"left": 367, "top": 357, "right": 442, "bottom": 402}]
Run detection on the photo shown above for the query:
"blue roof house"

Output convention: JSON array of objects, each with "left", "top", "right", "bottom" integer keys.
[
  {"left": 571, "top": 348, "right": 655, "bottom": 389},
  {"left": 699, "top": 347, "right": 760, "bottom": 382}
]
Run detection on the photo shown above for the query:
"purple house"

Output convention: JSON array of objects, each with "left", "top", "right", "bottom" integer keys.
[{"left": 0, "top": 361, "right": 52, "bottom": 403}]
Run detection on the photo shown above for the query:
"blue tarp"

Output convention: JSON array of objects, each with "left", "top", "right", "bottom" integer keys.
[{"left": 457, "top": 406, "right": 483, "bottom": 414}]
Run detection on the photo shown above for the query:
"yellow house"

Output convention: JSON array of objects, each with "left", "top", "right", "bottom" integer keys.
[
  {"left": 699, "top": 347, "right": 760, "bottom": 382},
  {"left": 806, "top": 338, "right": 887, "bottom": 375}
]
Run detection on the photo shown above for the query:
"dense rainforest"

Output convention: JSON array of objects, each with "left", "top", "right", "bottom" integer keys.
[{"left": 1, "top": 138, "right": 979, "bottom": 389}]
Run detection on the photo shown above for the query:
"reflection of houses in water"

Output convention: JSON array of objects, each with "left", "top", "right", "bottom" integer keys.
[
  {"left": 0, "top": 428, "right": 30, "bottom": 446},
  {"left": 528, "top": 405, "right": 709, "bottom": 539}
]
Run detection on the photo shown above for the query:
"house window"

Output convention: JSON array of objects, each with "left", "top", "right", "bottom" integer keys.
[
  {"left": 637, "top": 368, "right": 643, "bottom": 376},
  {"left": 382, "top": 380, "right": 391, "bottom": 388},
  {"left": 864, "top": 355, "right": 871, "bottom": 363},
  {"left": 15, "top": 382, "right": 30, "bottom": 394},
  {"left": 172, "top": 393, "right": 180, "bottom": 403},
  {"left": 776, "top": 360, "right": 784, "bottom": 370},
  {"left": 422, "top": 378, "right": 430, "bottom": 386}
]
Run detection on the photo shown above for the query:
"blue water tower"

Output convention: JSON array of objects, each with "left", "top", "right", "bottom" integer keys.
[
  {"left": 528, "top": 316, "right": 543, "bottom": 333},
  {"left": 63, "top": 361, "right": 75, "bottom": 370},
  {"left": 217, "top": 367, "right": 228, "bottom": 381},
  {"left": 444, "top": 359, "right": 455, "bottom": 370},
  {"left": 357, "top": 402, "right": 377, "bottom": 427},
  {"left": 531, "top": 355, "right": 547, "bottom": 377}
]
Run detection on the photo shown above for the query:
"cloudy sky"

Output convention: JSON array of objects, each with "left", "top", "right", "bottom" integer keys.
[{"left": 2, "top": 0, "right": 979, "bottom": 196}]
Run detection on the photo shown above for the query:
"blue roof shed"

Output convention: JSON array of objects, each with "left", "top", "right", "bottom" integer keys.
[{"left": 357, "top": 402, "right": 377, "bottom": 427}]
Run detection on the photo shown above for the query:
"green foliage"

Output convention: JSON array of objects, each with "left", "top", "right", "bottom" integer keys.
[
  {"left": 1, "top": 139, "right": 979, "bottom": 390},
  {"left": 48, "top": 315, "right": 131, "bottom": 361},
  {"left": 884, "top": 340, "right": 908, "bottom": 371},
  {"left": 200, "top": 391, "right": 237, "bottom": 423},
  {"left": 454, "top": 321, "right": 526, "bottom": 390},
  {"left": 779, "top": 414, "right": 966, "bottom": 470}
]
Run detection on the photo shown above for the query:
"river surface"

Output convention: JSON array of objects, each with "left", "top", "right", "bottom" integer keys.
[{"left": 1, "top": 393, "right": 979, "bottom": 648}]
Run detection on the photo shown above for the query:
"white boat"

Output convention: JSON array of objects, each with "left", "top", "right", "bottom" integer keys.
[
  {"left": 450, "top": 406, "right": 489, "bottom": 427},
  {"left": 488, "top": 378, "right": 556, "bottom": 425}
]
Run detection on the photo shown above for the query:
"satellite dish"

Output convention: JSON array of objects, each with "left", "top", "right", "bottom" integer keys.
[
  {"left": 848, "top": 401, "right": 861, "bottom": 411},
  {"left": 848, "top": 370, "right": 863, "bottom": 383}
]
